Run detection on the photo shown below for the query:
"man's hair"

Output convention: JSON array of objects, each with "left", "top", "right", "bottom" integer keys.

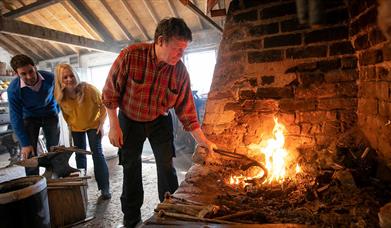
[
  {"left": 154, "top": 17, "right": 192, "bottom": 43},
  {"left": 10, "top": 54, "right": 35, "bottom": 71}
]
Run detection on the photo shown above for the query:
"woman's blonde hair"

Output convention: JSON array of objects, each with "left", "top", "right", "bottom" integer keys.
[{"left": 54, "top": 63, "right": 85, "bottom": 104}]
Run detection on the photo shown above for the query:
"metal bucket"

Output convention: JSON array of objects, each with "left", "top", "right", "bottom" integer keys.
[{"left": 0, "top": 176, "right": 51, "bottom": 228}]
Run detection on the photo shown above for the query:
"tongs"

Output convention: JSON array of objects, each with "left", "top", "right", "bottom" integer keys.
[{"left": 213, "top": 148, "right": 268, "bottom": 179}]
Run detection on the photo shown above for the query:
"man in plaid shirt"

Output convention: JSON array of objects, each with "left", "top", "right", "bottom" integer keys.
[{"left": 102, "top": 17, "right": 216, "bottom": 227}]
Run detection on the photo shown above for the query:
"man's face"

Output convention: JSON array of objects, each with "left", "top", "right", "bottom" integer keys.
[
  {"left": 16, "top": 64, "right": 38, "bottom": 86},
  {"left": 158, "top": 36, "right": 189, "bottom": 65}
]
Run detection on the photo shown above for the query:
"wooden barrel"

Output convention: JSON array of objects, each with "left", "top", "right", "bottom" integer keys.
[{"left": 0, "top": 176, "right": 51, "bottom": 228}]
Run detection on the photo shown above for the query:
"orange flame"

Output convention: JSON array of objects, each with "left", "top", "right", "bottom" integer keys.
[{"left": 228, "top": 117, "right": 300, "bottom": 186}]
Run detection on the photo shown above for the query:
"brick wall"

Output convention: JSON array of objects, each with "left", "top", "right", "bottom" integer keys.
[
  {"left": 349, "top": 0, "right": 391, "bottom": 163},
  {"left": 201, "top": 0, "right": 391, "bottom": 163}
]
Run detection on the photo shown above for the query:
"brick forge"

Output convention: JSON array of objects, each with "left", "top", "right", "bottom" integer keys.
[{"left": 162, "top": 0, "right": 391, "bottom": 226}]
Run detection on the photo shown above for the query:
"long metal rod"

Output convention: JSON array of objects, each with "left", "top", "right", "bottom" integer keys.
[{"left": 179, "top": 0, "right": 223, "bottom": 34}]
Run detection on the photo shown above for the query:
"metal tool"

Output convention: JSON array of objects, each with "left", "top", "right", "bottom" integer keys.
[{"left": 213, "top": 148, "right": 268, "bottom": 179}]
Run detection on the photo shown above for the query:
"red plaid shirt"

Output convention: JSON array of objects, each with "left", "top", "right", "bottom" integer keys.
[{"left": 102, "top": 43, "right": 200, "bottom": 131}]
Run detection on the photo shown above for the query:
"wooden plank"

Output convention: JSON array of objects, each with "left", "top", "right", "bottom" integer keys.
[
  {"left": 0, "top": 38, "right": 18, "bottom": 56},
  {"left": 143, "top": 0, "right": 159, "bottom": 25},
  {"left": 120, "top": 0, "right": 150, "bottom": 40},
  {"left": 67, "top": 0, "right": 113, "bottom": 42},
  {"left": 47, "top": 182, "right": 87, "bottom": 227},
  {"left": 179, "top": 0, "right": 223, "bottom": 34},
  {"left": 191, "top": 0, "right": 205, "bottom": 29},
  {"left": 29, "top": 39, "right": 57, "bottom": 59},
  {"left": 101, "top": 0, "right": 133, "bottom": 41},
  {"left": 60, "top": 1, "right": 101, "bottom": 41},
  {"left": 3, "top": 0, "right": 62, "bottom": 19},
  {"left": 23, "top": 14, "right": 70, "bottom": 55},
  {"left": 12, "top": 36, "right": 47, "bottom": 60},
  {"left": 0, "top": 17, "right": 122, "bottom": 53},
  {"left": 167, "top": 0, "right": 179, "bottom": 17},
  {"left": 0, "top": 34, "right": 41, "bottom": 61}
]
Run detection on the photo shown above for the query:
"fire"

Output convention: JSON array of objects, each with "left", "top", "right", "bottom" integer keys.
[{"left": 228, "top": 117, "right": 300, "bottom": 186}]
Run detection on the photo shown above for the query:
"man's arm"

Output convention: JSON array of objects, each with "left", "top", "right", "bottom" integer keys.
[
  {"left": 8, "top": 89, "right": 33, "bottom": 159},
  {"left": 107, "top": 108, "right": 123, "bottom": 148},
  {"left": 190, "top": 128, "right": 216, "bottom": 153}
]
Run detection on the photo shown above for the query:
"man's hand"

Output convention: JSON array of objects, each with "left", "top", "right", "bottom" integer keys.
[
  {"left": 190, "top": 128, "right": 217, "bottom": 154},
  {"left": 108, "top": 124, "right": 123, "bottom": 148},
  {"left": 21, "top": 146, "right": 34, "bottom": 160}
]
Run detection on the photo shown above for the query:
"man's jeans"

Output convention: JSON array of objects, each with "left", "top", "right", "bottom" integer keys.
[
  {"left": 23, "top": 115, "right": 60, "bottom": 176},
  {"left": 118, "top": 111, "right": 178, "bottom": 223},
  {"left": 72, "top": 129, "right": 110, "bottom": 192}
]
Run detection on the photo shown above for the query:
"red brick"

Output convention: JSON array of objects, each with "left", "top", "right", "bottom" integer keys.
[
  {"left": 358, "top": 98, "right": 378, "bottom": 115},
  {"left": 318, "top": 98, "right": 357, "bottom": 110}
]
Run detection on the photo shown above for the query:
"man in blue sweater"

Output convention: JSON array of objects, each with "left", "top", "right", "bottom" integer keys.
[{"left": 8, "top": 54, "right": 60, "bottom": 175}]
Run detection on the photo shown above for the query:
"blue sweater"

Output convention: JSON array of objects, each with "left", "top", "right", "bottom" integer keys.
[{"left": 7, "top": 70, "right": 59, "bottom": 147}]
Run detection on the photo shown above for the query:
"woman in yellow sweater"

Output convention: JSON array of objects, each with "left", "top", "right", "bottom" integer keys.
[{"left": 54, "top": 64, "right": 111, "bottom": 199}]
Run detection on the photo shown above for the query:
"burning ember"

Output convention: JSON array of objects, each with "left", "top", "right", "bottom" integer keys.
[{"left": 229, "top": 117, "right": 300, "bottom": 186}]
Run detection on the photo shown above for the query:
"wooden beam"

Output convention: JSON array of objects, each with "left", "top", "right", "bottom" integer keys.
[
  {"left": 101, "top": 0, "right": 133, "bottom": 41},
  {"left": 167, "top": 0, "right": 179, "bottom": 17},
  {"left": 12, "top": 36, "right": 47, "bottom": 60},
  {"left": 0, "top": 38, "right": 18, "bottom": 56},
  {"left": 179, "top": 0, "right": 223, "bottom": 34},
  {"left": 40, "top": 8, "right": 79, "bottom": 53},
  {"left": 0, "top": 34, "right": 41, "bottom": 61},
  {"left": 24, "top": 14, "right": 68, "bottom": 56},
  {"left": 120, "top": 0, "right": 150, "bottom": 40},
  {"left": 0, "top": 17, "right": 122, "bottom": 53},
  {"left": 67, "top": 0, "right": 113, "bottom": 42},
  {"left": 143, "top": 0, "right": 159, "bottom": 25},
  {"left": 3, "top": 0, "right": 62, "bottom": 19},
  {"left": 192, "top": 0, "right": 205, "bottom": 30},
  {"left": 29, "top": 39, "right": 57, "bottom": 59},
  {"left": 60, "top": 1, "right": 101, "bottom": 41}
]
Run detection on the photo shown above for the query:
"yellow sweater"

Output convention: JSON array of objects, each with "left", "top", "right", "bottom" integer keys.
[{"left": 59, "top": 83, "right": 106, "bottom": 132}]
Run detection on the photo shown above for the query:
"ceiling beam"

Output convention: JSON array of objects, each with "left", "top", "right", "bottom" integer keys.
[
  {"left": 29, "top": 39, "right": 57, "bottom": 59},
  {"left": 3, "top": 0, "right": 62, "bottom": 19},
  {"left": 24, "top": 14, "right": 68, "bottom": 56},
  {"left": 0, "top": 34, "right": 41, "bottom": 61},
  {"left": 12, "top": 36, "right": 47, "bottom": 60},
  {"left": 167, "top": 0, "right": 179, "bottom": 17},
  {"left": 67, "top": 0, "right": 113, "bottom": 42},
  {"left": 143, "top": 0, "right": 159, "bottom": 25},
  {"left": 40, "top": 8, "right": 79, "bottom": 53},
  {"left": 60, "top": 1, "right": 101, "bottom": 41},
  {"left": 120, "top": 0, "right": 150, "bottom": 40},
  {"left": 191, "top": 0, "right": 205, "bottom": 30},
  {"left": 0, "top": 17, "right": 122, "bottom": 53},
  {"left": 0, "top": 38, "right": 18, "bottom": 56},
  {"left": 101, "top": 0, "right": 133, "bottom": 41},
  {"left": 179, "top": 0, "right": 223, "bottom": 34}
]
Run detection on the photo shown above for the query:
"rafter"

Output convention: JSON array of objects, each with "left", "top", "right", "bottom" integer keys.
[
  {"left": 3, "top": 0, "right": 62, "bottom": 19},
  {"left": 167, "top": 0, "right": 179, "bottom": 17},
  {"left": 0, "top": 17, "right": 122, "bottom": 53},
  {"left": 0, "top": 38, "right": 18, "bottom": 56},
  {"left": 143, "top": 0, "right": 159, "bottom": 25},
  {"left": 12, "top": 36, "right": 47, "bottom": 59},
  {"left": 67, "top": 0, "right": 113, "bottom": 42},
  {"left": 0, "top": 34, "right": 41, "bottom": 61},
  {"left": 60, "top": 1, "right": 100, "bottom": 40},
  {"left": 191, "top": 0, "right": 204, "bottom": 30},
  {"left": 24, "top": 14, "right": 69, "bottom": 55},
  {"left": 120, "top": 0, "right": 150, "bottom": 40},
  {"left": 101, "top": 0, "right": 133, "bottom": 41},
  {"left": 29, "top": 39, "right": 57, "bottom": 59},
  {"left": 179, "top": 0, "right": 223, "bottom": 34}
]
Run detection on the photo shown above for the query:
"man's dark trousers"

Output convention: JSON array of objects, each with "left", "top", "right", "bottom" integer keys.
[
  {"left": 118, "top": 111, "right": 178, "bottom": 225},
  {"left": 23, "top": 115, "right": 60, "bottom": 175}
]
